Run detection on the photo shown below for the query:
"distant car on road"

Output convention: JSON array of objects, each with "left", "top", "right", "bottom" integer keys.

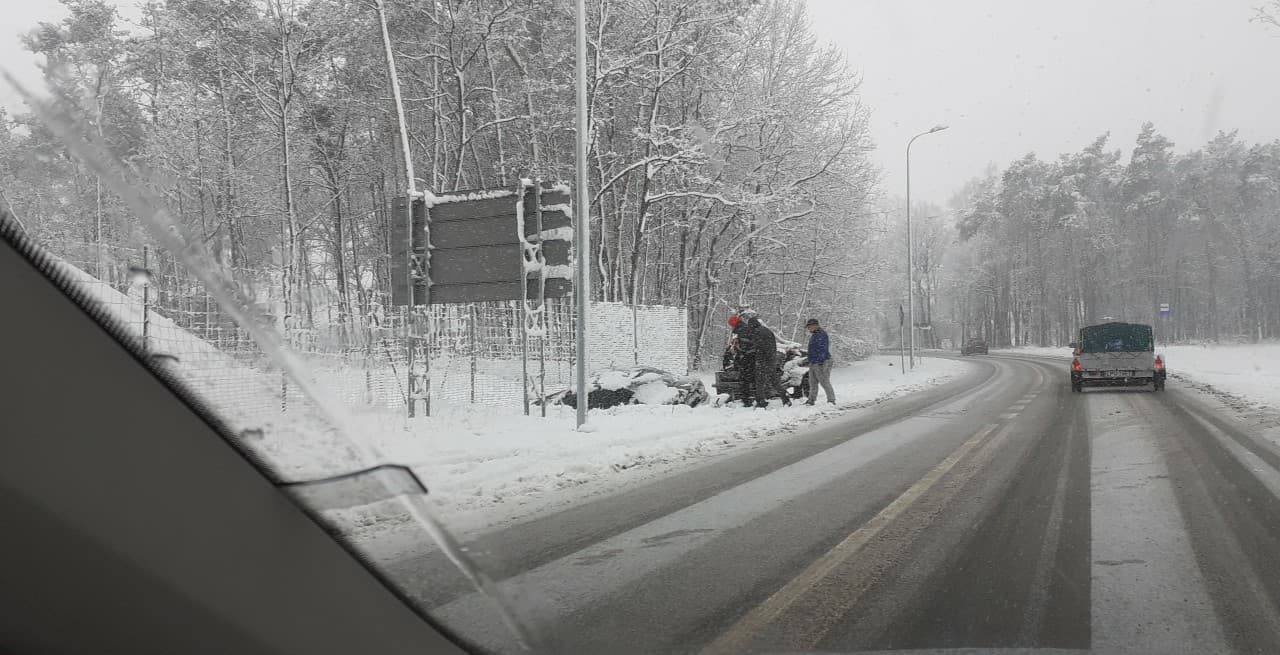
[
  {"left": 1070, "top": 321, "right": 1166, "bottom": 392},
  {"left": 961, "top": 339, "right": 989, "bottom": 356}
]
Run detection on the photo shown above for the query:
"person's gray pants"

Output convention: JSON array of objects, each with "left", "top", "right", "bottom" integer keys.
[{"left": 807, "top": 360, "right": 835, "bottom": 403}]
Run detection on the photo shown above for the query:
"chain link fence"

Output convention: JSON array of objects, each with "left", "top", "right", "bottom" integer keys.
[{"left": 43, "top": 241, "right": 688, "bottom": 422}]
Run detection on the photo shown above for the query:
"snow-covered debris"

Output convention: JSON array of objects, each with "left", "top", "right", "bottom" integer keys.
[
  {"left": 596, "top": 370, "right": 633, "bottom": 391},
  {"left": 552, "top": 366, "right": 709, "bottom": 409},
  {"left": 633, "top": 379, "right": 681, "bottom": 405},
  {"left": 781, "top": 356, "right": 808, "bottom": 388}
]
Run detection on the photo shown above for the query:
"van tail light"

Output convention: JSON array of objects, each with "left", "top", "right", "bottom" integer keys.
[
  {"left": 1072, "top": 358, "right": 1082, "bottom": 372},
  {"left": 1155, "top": 355, "right": 1164, "bottom": 371}
]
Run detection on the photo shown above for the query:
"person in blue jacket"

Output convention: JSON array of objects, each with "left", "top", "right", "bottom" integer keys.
[{"left": 805, "top": 318, "right": 836, "bottom": 405}]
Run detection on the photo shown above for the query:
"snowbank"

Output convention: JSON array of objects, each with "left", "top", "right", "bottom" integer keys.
[
  {"left": 993, "top": 346, "right": 1073, "bottom": 359},
  {"left": 1161, "top": 344, "right": 1280, "bottom": 411},
  {"left": 301, "top": 356, "right": 971, "bottom": 536}
]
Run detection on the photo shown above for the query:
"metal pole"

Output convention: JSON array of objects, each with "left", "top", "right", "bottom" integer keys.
[
  {"left": 375, "top": 0, "right": 414, "bottom": 196},
  {"left": 376, "top": 0, "right": 424, "bottom": 417},
  {"left": 905, "top": 125, "right": 949, "bottom": 370},
  {"left": 540, "top": 330, "right": 547, "bottom": 417},
  {"left": 535, "top": 180, "right": 548, "bottom": 418},
  {"left": 574, "top": 0, "right": 590, "bottom": 429},
  {"left": 899, "top": 305, "right": 906, "bottom": 375},
  {"left": 900, "top": 324, "right": 906, "bottom": 374},
  {"left": 405, "top": 323, "right": 415, "bottom": 418},
  {"left": 397, "top": 198, "right": 415, "bottom": 418},
  {"left": 520, "top": 179, "right": 531, "bottom": 416},
  {"left": 906, "top": 140, "right": 914, "bottom": 370}
]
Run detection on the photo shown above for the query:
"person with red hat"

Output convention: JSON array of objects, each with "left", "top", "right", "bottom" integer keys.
[{"left": 724, "top": 313, "right": 753, "bottom": 401}]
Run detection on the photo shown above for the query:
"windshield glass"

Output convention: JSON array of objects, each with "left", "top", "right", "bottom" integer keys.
[
  {"left": 6, "top": 1, "right": 1280, "bottom": 654},
  {"left": 1081, "top": 323, "right": 1155, "bottom": 353}
]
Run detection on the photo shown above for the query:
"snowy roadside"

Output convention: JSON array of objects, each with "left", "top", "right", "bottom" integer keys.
[
  {"left": 46, "top": 259, "right": 974, "bottom": 552},
  {"left": 307, "top": 356, "right": 973, "bottom": 544},
  {"left": 1158, "top": 344, "right": 1280, "bottom": 414},
  {"left": 993, "top": 346, "right": 1074, "bottom": 360}
]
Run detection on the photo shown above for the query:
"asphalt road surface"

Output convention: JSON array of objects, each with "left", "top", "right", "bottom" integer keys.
[{"left": 385, "top": 354, "right": 1280, "bottom": 654}]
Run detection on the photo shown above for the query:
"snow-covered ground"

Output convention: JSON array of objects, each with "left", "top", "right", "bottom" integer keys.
[
  {"left": 999, "top": 344, "right": 1280, "bottom": 411},
  {"left": 1160, "top": 344, "right": 1280, "bottom": 412},
  {"left": 995, "top": 346, "right": 1075, "bottom": 359},
  {"left": 50, "top": 258, "right": 974, "bottom": 542},
  {"left": 310, "top": 356, "right": 971, "bottom": 539}
]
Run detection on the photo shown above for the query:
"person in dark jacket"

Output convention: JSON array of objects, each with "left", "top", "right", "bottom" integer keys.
[
  {"left": 805, "top": 318, "right": 835, "bottom": 405},
  {"left": 723, "top": 314, "right": 743, "bottom": 370},
  {"left": 743, "top": 316, "right": 786, "bottom": 408},
  {"left": 735, "top": 313, "right": 757, "bottom": 401}
]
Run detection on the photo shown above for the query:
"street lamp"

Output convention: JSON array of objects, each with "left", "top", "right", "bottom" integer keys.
[
  {"left": 906, "top": 124, "right": 948, "bottom": 369},
  {"left": 574, "top": 0, "right": 590, "bottom": 429}
]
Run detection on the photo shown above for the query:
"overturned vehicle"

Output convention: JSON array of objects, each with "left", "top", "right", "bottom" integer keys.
[
  {"left": 714, "top": 340, "right": 810, "bottom": 406},
  {"left": 547, "top": 366, "right": 710, "bottom": 410}
]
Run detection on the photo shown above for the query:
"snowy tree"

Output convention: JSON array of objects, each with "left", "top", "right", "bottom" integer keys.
[
  {"left": 4, "top": 0, "right": 881, "bottom": 367},
  {"left": 948, "top": 125, "right": 1280, "bottom": 346}
]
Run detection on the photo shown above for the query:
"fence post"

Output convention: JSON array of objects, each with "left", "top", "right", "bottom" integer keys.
[
  {"left": 520, "top": 180, "right": 531, "bottom": 416},
  {"left": 422, "top": 311, "right": 432, "bottom": 417},
  {"left": 520, "top": 300, "right": 530, "bottom": 415},
  {"left": 141, "top": 245, "right": 150, "bottom": 352},
  {"left": 470, "top": 303, "right": 477, "bottom": 403},
  {"left": 535, "top": 180, "right": 547, "bottom": 417},
  {"left": 632, "top": 302, "right": 639, "bottom": 365},
  {"left": 405, "top": 317, "right": 415, "bottom": 418}
]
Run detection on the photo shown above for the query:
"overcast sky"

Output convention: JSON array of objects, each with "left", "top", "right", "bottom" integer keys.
[
  {"left": 4, "top": 1, "right": 1279, "bottom": 206},
  {"left": 808, "top": 0, "right": 1280, "bottom": 205}
]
